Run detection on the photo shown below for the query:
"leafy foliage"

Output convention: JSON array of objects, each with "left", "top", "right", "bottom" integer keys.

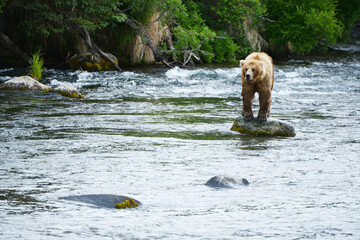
[
  {"left": 192, "top": 0, "right": 266, "bottom": 61},
  {"left": 208, "top": 0, "right": 265, "bottom": 27},
  {"left": 262, "top": 0, "right": 344, "bottom": 54},
  {"left": 167, "top": 0, "right": 263, "bottom": 64},
  {"left": 29, "top": 51, "right": 44, "bottom": 81},
  {"left": 210, "top": 34, "right": 240, "bottom": 63},
  {"left": 336, "top": 0, "right": 360, "bottom": 39},
  {"left": 169, "top": 1, "right": 216, "bottom": 64},
  {"left": 0, "top": 0, "right": 7, "bottom": 13},
  {"left": 12, "top": 0, "right": 125, "bottom": 37},
  {"left": 1, "top": 0, "right": 360, "bottom": 68}
]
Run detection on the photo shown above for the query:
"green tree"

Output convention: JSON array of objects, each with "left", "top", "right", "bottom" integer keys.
[
  {"left": 336, "top": 0, "right": 360, "bottom": 40},
  {"left": 120, "top": 0, "right": 242, "bottom": 64},
  {"left": 4, "top": 0, "right": 356, "bottom": 69},
  {"left": 262, "top": 0, "right": 343, "bottom": 54},
  {"left": 12, "top": 0, "right": 125, "bottom": 38},
  {"left": 194, "top": 0, "right": 266, "bottom": 60},
  {"left": 0, "top": 0, "right": 6, "bottom": 13},
  {"left": 3, "top": 0, "right": 126, "bottom": 70}
]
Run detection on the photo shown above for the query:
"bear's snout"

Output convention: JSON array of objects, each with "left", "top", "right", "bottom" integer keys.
[{"left": 246, "top": 74, "right": 251, "bottom": 80}]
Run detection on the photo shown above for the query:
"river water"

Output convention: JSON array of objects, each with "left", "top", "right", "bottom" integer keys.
[{"left": 1, "top": 45, "right": 360, "bottom": 239}]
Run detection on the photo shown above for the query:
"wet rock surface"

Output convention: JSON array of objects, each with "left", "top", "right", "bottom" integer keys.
[
  {"left": 59, "top": 194, "right": 141, "bottom": 209},
  {"left": 231, "top": 117, "right": 296, "bottom": 137},
  {"left": 53, "top": 83, "right": 84, "bottom": 98},
  {"left": 205, "top": 175, "right": 249, "bottom": 188},
  {"left": 0, "top": 76, "right": 51, "bottom": 92}
]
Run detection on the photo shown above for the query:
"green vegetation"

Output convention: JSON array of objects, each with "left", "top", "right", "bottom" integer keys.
[
  {"left": 336, "top": 0, "right": 360, "bottom": 40},
  {"left": 0, "top": 0, "right": 7, "bottom": 13},
  {"left": 262, "top": 0, "right": 344, "bottom": 54},
  {"left": 0, "top": 0, "right": 359, "bottom": 69},
  {"left": 12, "top": 0, "right": 125, "bottom": 38},
  {"left": 29, "top": 52, "right": 44, "bottom": 81},
  {"left": 115, "top": 198, "right": 139, "bottom": 209}
]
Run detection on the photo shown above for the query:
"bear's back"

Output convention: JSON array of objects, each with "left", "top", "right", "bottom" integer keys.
[{"left": 245, "top": 52, "right": 273, "bottom": 70}]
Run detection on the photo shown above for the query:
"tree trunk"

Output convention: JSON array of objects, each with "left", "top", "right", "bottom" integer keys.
[
  {"left": 125, "top": 18, "right": 173, "bottom": 69},
  {"left": 0, "top": 33, "right": 31, "bottom": 65}
]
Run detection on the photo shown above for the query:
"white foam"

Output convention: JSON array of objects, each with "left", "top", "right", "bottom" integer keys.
[
  {"left": 333, "top": 44, "right": 360, "bottom": 52},
  {"left": 284, "top": 71, "right": 299, "bottom": 78},
  {"left": 214, "top": 68, "right": 241, "bottom": 79},
  {"left": 49, "top": 79, "right": 66, "bottom": 86},
  {"left": 76, "top": 71, "right": 94, "bottom": 81},
  {"left": 121, "top": 71, "right": 139, "bottom": 79},
  {"left": 0, "top": 76, "right": 11, "bottom": 81},
  {"left": 0, "top": 68, "right": 14, "bottom": 72},
  {"left": 165, "top": 67, "right": 207, "bottom": 79}
]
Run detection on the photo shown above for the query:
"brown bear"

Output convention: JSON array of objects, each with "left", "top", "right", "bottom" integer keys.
[{"left": 240, "top": 52, "right": 274, "bottom": 122}]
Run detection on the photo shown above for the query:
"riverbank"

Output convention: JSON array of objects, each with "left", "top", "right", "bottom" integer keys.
[{"left": 1, "top": 1, "right": 359, "bottom": 70}]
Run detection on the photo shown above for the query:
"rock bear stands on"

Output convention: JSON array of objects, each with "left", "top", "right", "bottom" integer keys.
[{"left": 240, "top": 52, "right": 274, "bottom": 122}]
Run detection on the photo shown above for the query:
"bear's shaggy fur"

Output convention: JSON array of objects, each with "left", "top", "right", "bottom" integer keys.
[{"left": 240, "top": 52, "right": 274, "bottom": 122}]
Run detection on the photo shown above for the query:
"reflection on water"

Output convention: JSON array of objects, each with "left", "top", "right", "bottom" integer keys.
[{"left": 1, "top": 44, "right": 360, "bottom": 239}]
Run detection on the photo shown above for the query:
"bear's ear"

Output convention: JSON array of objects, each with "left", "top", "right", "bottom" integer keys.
[
  {"left": 260, "top": 61, "right": 265, "bottom": 69},
  {"left": 240, "top": 60, "right": 246, "bottom": 67}
]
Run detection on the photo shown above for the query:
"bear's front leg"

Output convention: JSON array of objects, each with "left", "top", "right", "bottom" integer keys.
[
  {"left": 242, "top": 90, "right": 255, "bottom": 122},
  {"left": 257, "top": 90, "right": 272, "bottom": 122}
]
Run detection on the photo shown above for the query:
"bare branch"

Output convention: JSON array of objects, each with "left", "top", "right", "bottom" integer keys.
[{"left": 260, "top": 16, "right": 276, "bottom": 23}]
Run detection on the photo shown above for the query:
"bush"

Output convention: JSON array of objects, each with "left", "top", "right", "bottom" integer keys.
[
  {"left": 262, "top": 0, "right": 344, "bottom": 54},
  {"left": 29, "top": 51, "right": 44, "bottom": 81},
  {"left": 210, "top": 33, "right": 240, "bottom": 63},
  {"left": 170, "top": 0, "right": 261, "bottom": 64},
  {"left": 336, "top": 0, "right": 360, "bottom": 40},
  {"left": 0, "top": 0, "right": 7, "bottom": 13}
]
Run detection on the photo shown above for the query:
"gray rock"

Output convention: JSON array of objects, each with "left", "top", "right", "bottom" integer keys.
[
  {"left": 205, "top": 175, "right": 249, "bottom": 188},
  {"left": 231, "top": 117, "right": 295, "bottom": 137},
  {"left": 59, "top": 194, "right": 141, "bottom": 209},
  {"left": 0, "top": 76, "right": 51, "bottom": 92},
  {"left": 53, "top": 83, "right": 84, "bottom": 98}
]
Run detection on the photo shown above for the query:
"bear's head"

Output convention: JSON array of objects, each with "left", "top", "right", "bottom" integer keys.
[{"left": 240, "top": 60, "right": 265, "bottom": 82}]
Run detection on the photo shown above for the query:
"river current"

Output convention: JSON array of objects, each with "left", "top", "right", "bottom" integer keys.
[{"left": 1, "top": 45, "right": 360, "bottom": 239}]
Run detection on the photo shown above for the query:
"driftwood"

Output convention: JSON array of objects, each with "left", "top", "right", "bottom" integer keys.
[
  {"left": 125, "top": 18, "right": 173, "bottom": 69},
  {"left": 77, "top": 28, "right": 122, "bottom": 72},
  {"left": 0, "top": 33, "right": 31, "bottom": 65}
]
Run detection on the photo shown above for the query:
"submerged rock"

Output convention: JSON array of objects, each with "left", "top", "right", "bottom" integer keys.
[
  {"left": 59, "top": 194, "right": 141, "bottom": 209},
  {"left": 0, "top": 76, "right": 51, "bottom": 92},
  {"left": 68, "top": 52, "right": 118, "bottom": 71},
  {"left": 231, "top": 117, "right": 296, "bottom": 137},
  {"left": 205, "top": 175, "right": 249, "bottom": 188},
  {"left": 53, "top": 83, "right": 84, "bottom": 98}
]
